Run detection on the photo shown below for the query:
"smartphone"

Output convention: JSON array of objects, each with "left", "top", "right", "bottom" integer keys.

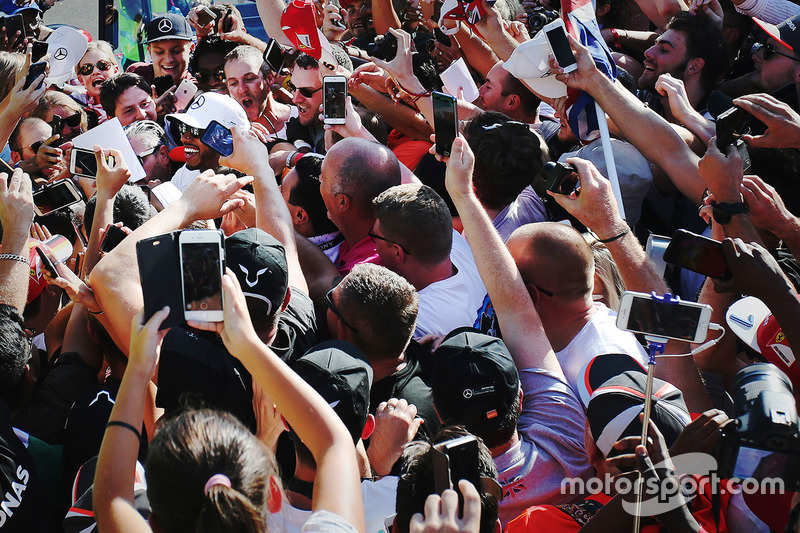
[
  {"left": 50, "top": 116, "right": 63, "bottom": 137},
  {"left": 69, "top": 148, "right": 115, "bottom": 178},
  {"left": 323, "top": 76, "right": 347, "bottom": 126},
  {"left": 432, "top": 91, "right": 458, "bottom": 157},
  {"left": 2, "top": 14, "right": 25, "bottom": 43},
  {"left": 179, "top": 229, "right": 225, "bottom": 322},
  {"left": 616, "top": 290, "right": 713, "bottom": 343},
  {"left": 73, "top": 252, "right": 84, "bottom": 276},
  {"left": 195, "top": 5, "right": 217, "bottom": 27},
  {"left": 35, "top": 246, "right": 57, "bottom": 278},
  {"left": 152, "top": 74, "right": 174, "bottom": 97},
  {"left": 0, "top": 157, "right": 14, "bottom": 174},
  {"left": 663, "top": 229, "right": 731, "bottom": 280},
  {"left": 432, "top": 435, "right": 483, "bottom": 513},
  {"left": 23, "top": 61, "right": 47, "bottom": 91},
  {"left": 264, "top": 38, "right": 285, "bottom": 74},
  {"left": 200, "top": 120, "right": 234, "bottom": 157},
  {"left": 174, "top": 78, "right": 198, "bottom": 111},
  {"left": 99, "top": 224, "right": 128, "bottom": 253},
  {"left": 543, "top": 19, "right": 577, "bottom": 73},
  {"left": 372, "top": 32, "right": 398, "bottom": 62},
  {"left": 716, "top": 107, "right": 752, "bottom": 171},
  {"left": 32, "top": 180, "right": 83, "bottom": 216},
  {"left": 31, "top": 40, "right": 48, "bottom": 63},
  {"left": 222, "top": 8, "right": 233, "bottom": 33},
  {"left": 543, "top": 161, "right": 580, "bottom": 195}
]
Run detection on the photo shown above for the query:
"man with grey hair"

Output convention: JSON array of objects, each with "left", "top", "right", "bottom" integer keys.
[
  {"left": 125, "top": 120, "right": 175, "bottom": 183},
  {"left": 224, "top": 45, "right": 295, "bottom": 134}
]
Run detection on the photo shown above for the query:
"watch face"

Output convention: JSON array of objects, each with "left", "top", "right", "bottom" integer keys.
[{"left": 712, "top": 202, "right": 731, "bottom": 225}]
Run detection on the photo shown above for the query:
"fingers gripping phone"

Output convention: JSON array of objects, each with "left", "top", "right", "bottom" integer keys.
[
  {"left": 152, "top": 74, "right": 174, "bottom": 97},
  {"left": 323, "top": 76, "right": 347, "bottom": 126},
  {"left": 663, "top": 229, "right": 731, "bottom": 280},
  {"left": 432, "top": 435, "right": 483, "bottom": 514},
  {"left": 432, "top": 91, "right": 458, "bottom": 157},
  {"left": 543, "top": 19, "right": 577, "bottom": 73},
  {"left": 99, "top": 224, "right": 128, "bottom": 253},
  {"left": 69, "top": 148, "right": 116, "bottom": 178},
  {"left": 543, "top": 161, "right": 580, "bottom": 195},
  {"left": 24, "top": 61, "right": 47, "bottom": 90},
  {"left": 174, "top": 79, "right": 198, "bottom": 111},
  {"left": 200, "top": 120, "right": 234, "bottom": 157},
  {"left": 35, "top": 246, "right": 57, "bottom": 278},
  {"left": 195, "top": 6, "right": 217, "bottom": 27},
  {"left": 179, "top": 229, "right": 225, "bottom": 322},
  {"left": 616, "top": 291, "right": 713, "bottom": 343}
]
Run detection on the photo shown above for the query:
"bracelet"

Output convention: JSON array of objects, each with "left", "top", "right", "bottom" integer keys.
[
  {"left": 106, "top": 420, "right": 142, "bottom": 440},
  {"left": 0, "top": 253, "right": 29, "bottom": 265},
  {"left": 87, "top": 308, "right": 104, "bottom": 316},
  {"left": 411, "top": 91, "right": 431, "bottom": 103},
  {"left": 285, "top": 150, "right": 299, "bottom": 170},
  {"left": 609, "top": 28, "right": 622, "bottom": 50},
  {"left": 597, "top": 227, "right": 630, "bottom": 243}
]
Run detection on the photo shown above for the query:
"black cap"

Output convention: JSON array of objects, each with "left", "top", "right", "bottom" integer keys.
[
  {"left": 432, "top": 328, "right": 520, "bottom": 434},
  {"left": 225, "top": 228, "right": 289, "bottom": 318},
  {"left": 146, "top": 13, "right": 193, "bottom": 43},
  {"left": 291, "top": 341, "right": 373, "bottom": 443}
]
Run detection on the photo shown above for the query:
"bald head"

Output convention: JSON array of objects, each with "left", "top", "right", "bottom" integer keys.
[
  {"left": 507, "top": 223, "right": 594, "bottom": 300},
  {"left": 326, "top": 138, "right": 401, "bottom": 213}
]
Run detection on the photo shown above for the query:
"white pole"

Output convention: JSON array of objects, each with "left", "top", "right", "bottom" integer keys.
[{"left": 594, "top": 100, "right": 626, "bottom": 221}]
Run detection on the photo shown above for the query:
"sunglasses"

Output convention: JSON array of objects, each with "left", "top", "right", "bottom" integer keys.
[
  {"left": 136, "top": 145, "right": 158, "bottom": 165},
  {"left": 30, "top": 140, "right": 44, "bottom": 154},
  {"left": 481, "top": 120, "right": 530, "bottom": 131},
  {"left": 752, "top": 42, "right": 800, "bottom": 62},
  {"left": 77, "top": 59, "right": 115, "bottom": 76},
  {"left": 368, "top": 228, "right": 411, "bottom": 255},
  {"left": 52, "top": 112, "right": 82, "bottom": 129},
  {"left": 175, "top": 121, "right": 205, "bottom": 138},
  {"left": 325, "top": 288, "right": 360, "bottom": 334},
  {"left": 288, "top": 81, "right": 323, "bottom": 98},
  {"left": 194, "top": 67, "right": 226, "bottom": 85}
]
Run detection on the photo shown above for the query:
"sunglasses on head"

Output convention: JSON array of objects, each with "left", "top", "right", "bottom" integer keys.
[
  {"left": 752, "top": 41, "right": 800, "bottom": 62},
  {"left": 175, "top": 121, "right": 205, "bottom": 138},
  {"left": 77, "top": 59, "right": 115, "bottom": 76},
  {"left": 194, "top": 67, "right": 226, "bottom": 85},
  {"left": 288, "top": 82, "right": 323, "bottom": 98}
]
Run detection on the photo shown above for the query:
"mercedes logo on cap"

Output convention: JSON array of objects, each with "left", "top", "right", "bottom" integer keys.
[
  {"left": 462, "top": 389, "right": 473, "bottom": 399},
  {"left": 190, "top": 95, "right": 205, "bottom": 109},
  {"left": 158, "top": 18, "right": 173, "bottom": 33},
  {"left": 53, "top": 47, "right": 68, "bottom": 60}
]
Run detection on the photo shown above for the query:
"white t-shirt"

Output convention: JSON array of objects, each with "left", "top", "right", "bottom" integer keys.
[
  {"left": 414, "top": 231, "right": 487, "bottom": 338},
  {"left": 170, "top": 165, "right": 201, "bottom": 192},
  {"left": 556, "top": 303, "right": 649, "bottom": 405}
]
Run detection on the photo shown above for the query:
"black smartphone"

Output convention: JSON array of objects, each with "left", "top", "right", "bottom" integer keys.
[
  {"left": 32, "top": 180, "right": 83, "bottom": 216},
  {"left": 434, "top": 27, "right": 452, "bottom": 48},
  {"left": 200, "top": 120, "right": 234, "bottom": 156},
  {"left": 50, "top": 116, "right": 63, "bottom": 137},
  {"left": 2, "top": 14, "right": 25, "bottom": 44},
  {"left": 432, "top": 91, "right": 458, "bottom": 157},
  {"left": 432, "top": 435, "right": 483, "bottom": 513},
  {"left": 23, "top": 61, "right": 47, "bottom": 91},
  {"left": 195, "top": 6, "right": 217, "bottom": 27},
  {"left": 372, "top": 32, "right": 398, "bottom": 62},
  {"left": 73, "top": 252, "right": 84, "bottom": 276},
  {"left": 663, "top": 229, "right": 731, "bottom": 280},
  {"left": 222, "top": 8, "right": 233, "bottom": 32},
  {"left": 31, "top": 40, "right": 48, "bottom": 63},
  {"left": 35, "top": 246, "right": 57, "bottom": 278},
  {"left": 716, "top": 107, "right": 752, "bottom": 171},
  {"left": 264, "top": 38, "right": 285, "bottom": 74},
  {"left": 136, "top": 231, "right": 185, "bottom": 329},
  {"left": 0, "top": 157, "right": 14, "bottom": 174},
  {"left": 99, "top": 224, "right": 128, "bottom": 253},
  {"left": 152, "top": 74, "right": 174, "bottom": 97},
  {"left": 323, "top": 75, "right": 347, "bottom": 125},
  {"left": 543, "top": 161, "right": 580, "bottom": 195}
]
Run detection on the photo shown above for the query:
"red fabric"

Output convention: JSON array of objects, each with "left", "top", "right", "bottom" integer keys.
[
  {"left": 742, "top": 489, "right": 794, "bottom": 532},
  {"left": 335, "top": 236, "right": 381, "bottom": 276},
  {"left": 281, "top": 0, "right": 324, "bottom": 60},
  {"left": 387, "top": 130, "right": 431, "bottom": 172}
]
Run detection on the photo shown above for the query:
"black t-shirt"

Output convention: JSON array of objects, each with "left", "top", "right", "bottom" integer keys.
[
  {"left": 0, "top": 401, "right": 60, "bottom": 531},
  {"left": 285, "top": 117, "right": 326, "bottom": 154},
  {"left": 156, "top": 288, "right": 318, "bottom": 431}
]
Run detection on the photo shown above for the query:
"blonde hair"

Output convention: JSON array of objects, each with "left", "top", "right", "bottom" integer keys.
[
  {"left": 30, "top": 91, "right": 89, "bottom": 133},
  {"left": 80, "top": 40, "right": 118, "bottom": 67},
  {"left": 584, "top": 233, "right": 625, "bottom": 311}
]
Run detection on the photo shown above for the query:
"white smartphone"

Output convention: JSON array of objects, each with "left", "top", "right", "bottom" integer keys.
[
  {"left": 178, "top": 229, "right": 225, "bottom": 323},
  {"left": 616, "top": 291, "right": 712, "bottom": 343},
  {"left": 69, "top": 148, "right": 116, "bottom": 178},
  {"left": 174, "top": 79, "right": 198, "bottom": 111},
  {"left": 32, "top": 179, "right": 83, "bottom": 216},
  {"left": 323, "top": 75, "right": 347, "bottom": 125},
  {"left": 543, "top": 19, "right": 577, "bottom": 74}
]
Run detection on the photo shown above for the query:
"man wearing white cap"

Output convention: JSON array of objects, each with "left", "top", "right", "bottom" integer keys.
[{"left": 165, "top": 92, "right": 250, "bottom": 191}]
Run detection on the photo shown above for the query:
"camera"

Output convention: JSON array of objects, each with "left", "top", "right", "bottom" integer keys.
[
  {"left": 527, "top": 7, "right": 558, "bottom": 35},
  {"left": 716, "top": 364, "right": 800, "bottom": 490}
]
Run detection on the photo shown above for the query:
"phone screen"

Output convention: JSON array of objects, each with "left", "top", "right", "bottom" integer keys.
[
  {"left": 433, "top": 92, "right": 458, "bottom": 157},
  {"left": 72, "top": 149, "right": 98, "bottom": 177},
  {"left": 626, "top": 296, "right": 703, "bottom": 341},
  {"left": 31, "top": 40, "right": 48, "bottom": 63},
  {"left": 732, "top": 446, "right": 800, "bottom": 484},
  {"left": 3, "top": 14, "right": 25, "bottom": 42},
  {"left": 200, "top": 121, "right": 234, "bottom": 156},
  {"left": 663, "top": 231, "right": 730, "bottom": 279},
  {"left": 181, "top": 242, "right": 223, "bottom": 314},
  {"left": 323, "top": 78, "right": 347, "bottom": 123},
  {"left": 264, "top": 39, "right": 284, "bottom": 73},
  {"left": 24, "top": 62, "right": 47, "bottom": 90},
  {"left": 33, "top": 182, "right": 81, "bottom": 215},
  {"left": 545, "top": 25, "right": 577, "bottom": 69},
  {"left": 100, "top": 225, "right": 127, "bottom": 253}
]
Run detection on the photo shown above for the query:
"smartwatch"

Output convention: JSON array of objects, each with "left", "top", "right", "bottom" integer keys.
[{"left": 712, "top": 201, "right": 747, "bottom": 225}]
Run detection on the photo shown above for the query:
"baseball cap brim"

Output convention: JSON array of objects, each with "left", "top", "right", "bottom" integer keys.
[
  {"left": 503, "top": 32, "right": 568, "bottom": 100},
  {"left": 726, "top": 296, "right": 772, "bottom": 353},
  {"left": 753, "top": 17, "right": 797, "bottom": 52},
  {"left": 147, "top": 34, "right": 192, "bottom": 43},
  {"left": 166, "top": 113, "right": 204, "bottom": 130}
]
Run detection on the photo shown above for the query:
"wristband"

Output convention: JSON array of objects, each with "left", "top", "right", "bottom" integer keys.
[
  {"left": 87, "top": 308, "right": 104, "bottom": 316},
  {"left": 597, "top": 227, "right": 630, "bottom": 243},
  {"left": 0, "top": 253, "right": 29, "bottom": 265},
  {"left": 609, "top": 28, "right": 623, "bottom": 50},
  {"left": 285, "top": 150, "right": 299, "bottom": 170},
  {"left": 106, "top": 420, "right": 142, "bottom": 440}
]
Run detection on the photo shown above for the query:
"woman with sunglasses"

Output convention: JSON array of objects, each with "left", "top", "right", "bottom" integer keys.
[
  {"left": 75, "top": 41, "right": 121, "bottom": 126},
  {"left": 30, "top": 91, "right": 88, "bottom": 143}
]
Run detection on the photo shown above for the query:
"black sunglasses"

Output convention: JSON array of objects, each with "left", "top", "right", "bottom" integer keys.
[
  {"left": 368, "top": 228, "right": 411, "bottom": 255},
  {"left": 175, "top": 121, "right": 205, "bottom": 138},
  {"left": 325, "top": 288, "right": 360, "bottom": 334},
  {"left": 77, "top": 59, "right": 115, "bottom": 76},
  {"left": 194, "top": 67, "right": 226, "bottom": 85},
  {"left": 288, "top": 81, "right": 323, "bottom": 98},
  {"left": 752, "top": 42, "right": 800, "bottom": 62},
  {"left": 53, "top": 112, "right": 82, "bottom": 128},
  {"left": 30, "top": 140, "right": 44, "bottom": 154}
]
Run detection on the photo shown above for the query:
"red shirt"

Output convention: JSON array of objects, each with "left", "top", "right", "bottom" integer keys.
[{"left": 335, "top": 236, "right": 381, "bottom": 276}]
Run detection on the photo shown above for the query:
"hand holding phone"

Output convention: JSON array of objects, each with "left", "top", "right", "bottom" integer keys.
[
  {"left": 200, "top": 120, "right": 234, "bottom": 156},
  {"left": 179, "top": 229, "right": 225, "bottom": 322},
  {"left": 195, "top": 6, "right": 217, "bottom": 27},
  {"left": 35, "top": 246, "right": 58, "bottom": 278},
  {"left": 432, "top": 91, "right": 458, "bottom": 157},
  {"left": 31, "top": 40, "right": 48, "bottom": 63},
  {"left": 543, "top": 161, "right": 580, "bottom": 196},
  {"left": 174, "top": 79, "right": 198, "bottom": 111},
  {"left": 24, "top": 61, "right": 47, "bottom": 91},
  {"left": 543, "top": 19, "right": 577, "bottom": 73},
  {"left": 663, "top": 229, "right": 731, "bottom": 280},
  {"left": 99, "top": 224, "right": 128, "bottom": 253},
  {"left": 264, "top": 38, "right": 285, "bottom": 74},
  {"left": 323, "top": 76, "right": 347, "bottom": 125},
  {"left": 32, "top": 180, "right": 83, "bottom": 216},
  {"left": 152, "top": 74, "right": 175, "bottom": 97}
]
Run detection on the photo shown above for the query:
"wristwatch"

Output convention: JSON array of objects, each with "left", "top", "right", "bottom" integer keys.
[{"left": 712, "top": 201, "right": 747, "bottom": 225}]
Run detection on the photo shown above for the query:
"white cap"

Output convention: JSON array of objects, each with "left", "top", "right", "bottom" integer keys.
[
  {"left": 166, "top": 92, "right": 249, "bottom": 130},
  {"left": 45, "top": 26, "right": 89, "bottom": 84},
  {"left": 503, "top": 31, "right": 568, "bottom": 99},
  {"left": 726, "top": 296, "right": 772, "bottom": 352}
]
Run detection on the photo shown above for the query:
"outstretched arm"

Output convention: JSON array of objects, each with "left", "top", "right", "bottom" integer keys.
[{"left": 0, "top": 169, "right": 34, "bottom": 312}]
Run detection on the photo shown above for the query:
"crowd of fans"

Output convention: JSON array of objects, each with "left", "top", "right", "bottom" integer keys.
[{"left": 0, "top": 0, "right": 799, "bottom": 530}]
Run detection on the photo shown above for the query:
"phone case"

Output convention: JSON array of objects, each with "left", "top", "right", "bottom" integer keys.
[{"left": 136, "top": 231, "right": 185, "bottom": 329}]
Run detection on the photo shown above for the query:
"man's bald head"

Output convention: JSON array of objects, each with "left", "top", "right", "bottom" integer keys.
[
  {"left": 507, "top": 223, "right": 594, "bottom": 300},
  {"left": 326, "top": 138, "right": 401, "bottom": 213}
]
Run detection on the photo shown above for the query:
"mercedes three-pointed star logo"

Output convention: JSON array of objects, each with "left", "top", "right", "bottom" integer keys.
[
  {"left": 53, "top": 47, "right": 68, "bottom": 60},
  {"left": 158, "top": 19, "right": 173, "bottom": 33}
]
